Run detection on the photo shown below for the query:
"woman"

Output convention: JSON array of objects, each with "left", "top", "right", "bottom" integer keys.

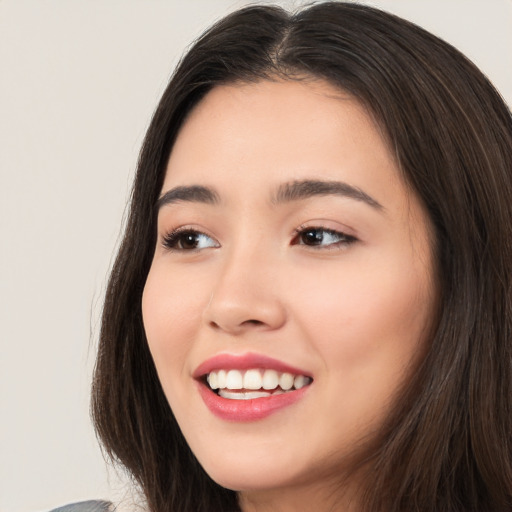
[{"left": 87, "top": 2, "right": 512, "bottom": 511}]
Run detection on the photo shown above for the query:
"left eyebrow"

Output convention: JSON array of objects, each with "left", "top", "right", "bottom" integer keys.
[
  {"left": 157, "top": 185, "right": 220, "bottom": 209},
  {"left": 271, "top": 179, "right": 384, "bottom": 210}
]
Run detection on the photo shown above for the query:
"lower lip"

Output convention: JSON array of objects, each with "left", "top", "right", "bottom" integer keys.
[{"left": 197, "top": 382, "right": 310, "bottom": 422}]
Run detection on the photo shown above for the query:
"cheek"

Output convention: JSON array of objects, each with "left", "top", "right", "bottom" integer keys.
[
  {"left": 290, "top": 250, "right": 433, "bottom": 402},
  {"left": 141, "top": 260, "right": 207, "bottom": 384}
]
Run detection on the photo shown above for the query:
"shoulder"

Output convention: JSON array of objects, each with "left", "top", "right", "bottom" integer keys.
[{"left": 49, "top": 501, "right": 113, "bottom": 512}]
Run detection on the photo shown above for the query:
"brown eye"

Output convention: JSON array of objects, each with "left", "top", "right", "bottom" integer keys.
[
  {"left": 294, "top": 227, "right": 357, "bottom": 248},
  {"left": 177, "top": 232, "right": 201, "bottom": 249},
  {"left": 300, "top": 229, "right": 325, "bottom": 246},
  {"left": 163, "top": 229, "right": 219, "bottom": 251}
]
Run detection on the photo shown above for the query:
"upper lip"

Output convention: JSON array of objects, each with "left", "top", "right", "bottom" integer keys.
[{"left": 193, "top": 352, "right": 312, "bottom": 379}]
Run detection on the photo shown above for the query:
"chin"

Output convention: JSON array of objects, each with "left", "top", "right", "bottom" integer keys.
[
  {"left": 197, "top": 451, "right": 304, "bottom": 492},
  {"left": 207, "top": 469, "right": 294, "bottom": 493}
]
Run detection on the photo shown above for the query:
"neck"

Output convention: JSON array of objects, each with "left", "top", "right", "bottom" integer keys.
[{"left": 238, "top": 479, "right": 360, "bottom": 512}]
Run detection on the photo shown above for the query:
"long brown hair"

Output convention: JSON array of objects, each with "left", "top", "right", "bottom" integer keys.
[{"left": 91, "top": 3, "right": 512, "bottom": 511}]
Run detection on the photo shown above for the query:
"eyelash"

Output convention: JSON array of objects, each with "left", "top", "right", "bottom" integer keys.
[
  {"left": 292, "top": 225, "right": 357, "bottom": 249},
  {"left": 161, "top": 225, "right": 357, "bottom": 252},
  {"left": 162, "top": 227, "right": 219, "bottom": 251}
]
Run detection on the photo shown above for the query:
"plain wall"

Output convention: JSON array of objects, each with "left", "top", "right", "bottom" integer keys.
[{"left": 1, "top": 1, "right": 510, "bottom": 511}]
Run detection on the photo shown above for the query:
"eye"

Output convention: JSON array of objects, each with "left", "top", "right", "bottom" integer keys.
[
  {"left": 292, "top": 226, "right": 357, "bottom": 249},
  {"left": 162, "top": 228, "right": 219, "bottom": 251}
]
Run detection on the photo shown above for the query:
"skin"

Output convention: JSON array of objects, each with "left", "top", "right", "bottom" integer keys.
[{"left": 142, "top": 79, "right": 438, "bottom": 511}]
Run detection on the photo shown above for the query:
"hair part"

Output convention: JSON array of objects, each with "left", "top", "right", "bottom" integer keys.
[{"left": 92, "top": 3, "right": 512, "bottom": 511}]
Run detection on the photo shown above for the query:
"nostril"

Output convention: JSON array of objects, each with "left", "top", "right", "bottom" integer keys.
[
  {"left": 208, "top": 318, "right": 265, "bottom": 332},
  {"left": 243, "top": 319, "right": 264, "bottom": 326}
]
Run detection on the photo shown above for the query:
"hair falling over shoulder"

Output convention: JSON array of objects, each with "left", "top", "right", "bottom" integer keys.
[{"left": 91, "top": 2, "right": 512, "bottom": 511}]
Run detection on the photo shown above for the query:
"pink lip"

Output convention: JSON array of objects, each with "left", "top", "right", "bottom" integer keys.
[
  {"left": 196, "top": 381, "right": 310, "bottom": 422},
  {"left": 193, "top": 352, "right": 312, "bottom": 422},
  {"left": 193, "top": 352, "right": 311, "bottom": 378}
]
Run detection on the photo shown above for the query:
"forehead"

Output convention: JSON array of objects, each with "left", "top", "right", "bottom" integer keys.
[{"left": 162, "top": 79, "right": 400, "bottom": 202}]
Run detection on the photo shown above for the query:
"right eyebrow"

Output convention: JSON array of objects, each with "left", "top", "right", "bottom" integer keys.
[
  {"left": 157, "top": 185, "right": 219, "bottom": 209},
  {"left": 272, "top": 179, "right": 384, "bottom": 210}
]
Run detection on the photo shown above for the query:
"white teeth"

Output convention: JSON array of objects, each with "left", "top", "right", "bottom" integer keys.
[
  {"left": 206, "top": 368, "right": 312, "bottom": 395},
  {"left": 294, "top": 375, "right": 307, "bottom": 390},
  {"left": 207, "top": 372, "right": 218, "bottom": 390},
  {"left": 219, "top": 390, "right": 271, "bottom": 400},
  {"left": 279, "top": 372, "right": 294, "bottom": 391},
  {"left": 217, "top": 369, "right": 227, "bottom": 388},
  {"left": 226, "top": 369, "right": 243, "bottom": 389},
  {"left": 243, "top": 369, "right": 262, "bottom": 390},
  {"left": 262, "top": 369, "right": 279, "bottom": 390}
]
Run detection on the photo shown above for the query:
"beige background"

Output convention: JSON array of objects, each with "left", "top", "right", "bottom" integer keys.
[{"left": 1, "top": 1, "right": 510, "bottom": 511}]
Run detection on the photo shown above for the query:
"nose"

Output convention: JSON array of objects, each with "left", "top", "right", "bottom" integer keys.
[{"left": 203, "top": 248, "right": 287, "bottom": 335}]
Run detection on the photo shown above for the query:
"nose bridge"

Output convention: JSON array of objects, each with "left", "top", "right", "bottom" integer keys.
[{"left": 203, "top": 236, "right": 286, "bottom": 333}]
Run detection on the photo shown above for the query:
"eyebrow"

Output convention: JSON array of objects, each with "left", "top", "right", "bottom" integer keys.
[
  {"left": 272, "top": 179, "right": 383, "bottom": 210},
  {"left": 157, "top": 185, "right": 219, "bottom": 209},
  {"left": 157, "top": 179, "right": 383, "bottom": 211}
]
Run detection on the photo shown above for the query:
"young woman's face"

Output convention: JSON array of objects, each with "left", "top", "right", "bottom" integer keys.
[{"left": 142, "top": 79, "right": 437, "bottom": 506}]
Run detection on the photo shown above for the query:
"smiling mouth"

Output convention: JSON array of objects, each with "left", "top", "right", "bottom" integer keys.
[{"left": 205, "top": 368, "right": 313, "bottom": 400}]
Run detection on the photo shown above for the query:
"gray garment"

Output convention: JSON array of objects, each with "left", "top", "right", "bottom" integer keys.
[{"left": 50, "top": 501, "right": 112, "bottom": 512}]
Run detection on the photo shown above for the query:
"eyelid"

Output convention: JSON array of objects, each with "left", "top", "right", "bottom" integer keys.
[
  {"left": 292, "top": 223, "right": 358, "bottom": 249},
  {"left": 292, "top": 219, "right": 358, "bottom": 238},
  {"left": 160, "top": 225, "right": 220, "bottom": 252}
]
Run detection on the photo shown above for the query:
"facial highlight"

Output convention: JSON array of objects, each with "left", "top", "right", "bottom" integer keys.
[{"left": 142, "top": 79, "right": 437, "bottom": 510}]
